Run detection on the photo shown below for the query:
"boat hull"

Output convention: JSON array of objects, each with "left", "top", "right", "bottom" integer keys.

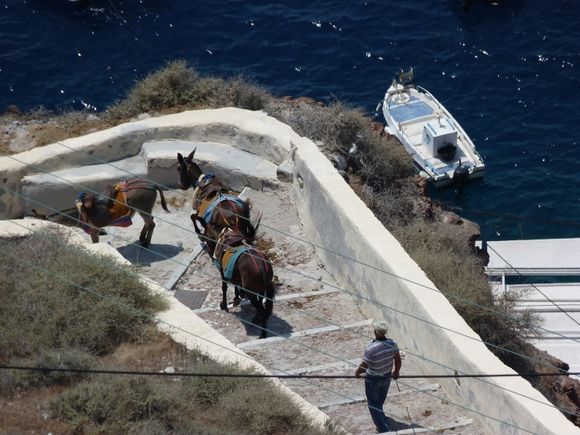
[{"left": 382, "top": 84, "right": 485, "bottom": 186}]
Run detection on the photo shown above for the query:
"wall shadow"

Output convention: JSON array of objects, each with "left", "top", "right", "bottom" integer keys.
[{"left": 233, "top": 302, "right": 294, "bottom": 338}]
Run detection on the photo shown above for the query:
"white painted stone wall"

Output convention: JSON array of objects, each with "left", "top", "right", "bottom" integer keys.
[
  {"left": 0, "top": 108, "right": 291, "bottom": 218},
  {"left": 291, "top": 135, "right": 579, "bottom": 434},
  {"left": 0, "top": 108, "right": 577, "bottom": 434},
  {"left": 0, "top": 219, "right": 330, "bottom": 430}
]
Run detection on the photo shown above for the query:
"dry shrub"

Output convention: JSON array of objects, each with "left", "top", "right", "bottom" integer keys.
[
  {"left": 273, "top": 101, "right": 367, "bottom": 153},
  {"left": 48, "top": 361, "right": 336, "bottom": 434},
  {"left": 50, "top": 376, "right": 181, "bottom": 433},
  {"left": 105, "top": 61, "right": 272, "bottom": 122},
  {"left": 356, "top": 134, "right": 414, "bottom": 189},
  {"left": 226, "top": 76, "right": 273, "bottom": 110},
  {"left": 181, "top": 362, "right": 254, "bottom": 406},
  {"left": 217, "top": 381, "right": 315, "bottom": 434},
  {"left": 106, "top": 60, "right": 201, "bottom": 120},
  {"left": 0, "top": 228, "right": 167, "bottom": 361},
  {"left": 0, "top": 349, "right": 94, "bottom": 392},
  {"left": 392, "top": 220, "right": 540, "bottom": 366}
]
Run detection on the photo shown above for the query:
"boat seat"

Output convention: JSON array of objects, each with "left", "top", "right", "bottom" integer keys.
[
  {"left": 398, "top": 113, "right": 439, "bottom": 128},
  {"left": 389, "top": 99, "right": 434, "bottom": 124}
]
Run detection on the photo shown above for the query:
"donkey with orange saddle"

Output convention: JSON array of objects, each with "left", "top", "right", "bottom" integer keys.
[
  {"left": 76, "top": 178, "right": 168, "bottom": 247},
  {"left": 211, "top": 225, "right": 275, "bottom": 339},
  {"left": 176, "top": 149, "right": 260, "bottom": 253}
]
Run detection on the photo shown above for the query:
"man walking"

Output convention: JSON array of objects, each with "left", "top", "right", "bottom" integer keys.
[{"left": 355, "top": 320, "right": 402, "bottom": 433}]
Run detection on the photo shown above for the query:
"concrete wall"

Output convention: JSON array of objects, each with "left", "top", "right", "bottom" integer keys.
[
  {"left": 0, "top": 219, "right": 330, "bottom": 430},
  {"left": 0, "top": 108, "right": 577, "bottom": 434},
  {"left": 291, "top": 135, "right": 579, "bottom": 434},
  {"left": 0, "top": 108, "right": 292, "bottom": 218}
]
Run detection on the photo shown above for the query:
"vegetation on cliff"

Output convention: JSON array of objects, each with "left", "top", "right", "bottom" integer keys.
[
  {"left": 0, "top": 229, "right": 339, "bottom": 434},
  {"left": 1, "top": 60, "right": 579, "bottom": 425}
]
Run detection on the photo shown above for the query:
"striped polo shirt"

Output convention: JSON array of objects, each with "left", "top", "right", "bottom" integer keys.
[{"left": 363, "top": 338, "right": 399, "bottom": 376}]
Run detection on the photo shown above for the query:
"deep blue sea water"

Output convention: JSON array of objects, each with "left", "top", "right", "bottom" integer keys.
[{"left": 2, "top": 0, "right": 580, "bottom": 242}]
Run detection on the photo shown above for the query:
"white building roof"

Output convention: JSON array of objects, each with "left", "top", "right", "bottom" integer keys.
[{"left": 483, "top": 238, "right": 580, "bottom": 276}]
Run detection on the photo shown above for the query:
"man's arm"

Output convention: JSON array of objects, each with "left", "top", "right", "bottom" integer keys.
[
  {"left": 392, "top": 351, "right": 402, "bottom": 380},
  {"left": 355, "top": 361, "right": 368, "bottom": 378}
]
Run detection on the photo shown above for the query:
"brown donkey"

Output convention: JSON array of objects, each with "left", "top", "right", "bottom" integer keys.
[
  {"left": 176, "top": 149, "right": 259, "bottom": 253},
  {"left": 76, "top": 178, "right": 169, "bottom": 247},
  {"left": 212, "top": 226, "right": 275, "bottom": 339}
]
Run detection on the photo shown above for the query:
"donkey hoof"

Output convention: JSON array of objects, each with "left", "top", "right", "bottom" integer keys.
[
  {"left": 220, "top": 301, "right": 229, "bottom": 312},
  {"left": 140, "top": 241, "right": 150, "bottom": 248},
  {"left": 233, "top": 297, "right": 241, "bottom": 307},
  {"left": 259, "top": 332, "right": 267, "bottom": 339}
]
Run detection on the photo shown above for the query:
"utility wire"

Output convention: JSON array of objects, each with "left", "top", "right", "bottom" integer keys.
[
  {"left": 4, "top": 183, "right": 575, "bottom": 376},
  {"left": 0, "top": 245, "right": 426, "bottom": 433},
  {"left": 2, "top": 201, "right": 579, "bottom": 424},
  {"left": 6, "top": 150, "right": 580, "bottom": 353},
  {"left": 0, "top": 246, "right": 538, "bottom": 434},
  {"left": 42, "top": 141, "right": 580, "bottom": 342},
  {"left": 4, "top": 148, "right": 580, "bottom": 417},
  {"left": 1, "top": 364, "right": 578, "bottom": 379},
  {"left": 4, "top": 185, "right": 580, "bottom": 416}
]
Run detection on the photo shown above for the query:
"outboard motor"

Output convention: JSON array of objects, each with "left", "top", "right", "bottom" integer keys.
[{"left": 453, "top": 159, "right": 469, "bottom": 193}]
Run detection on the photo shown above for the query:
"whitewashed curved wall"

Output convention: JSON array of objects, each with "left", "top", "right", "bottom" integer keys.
[
  {"left": 0, "top": 109, "right": 577, "bottom": 434},
  {"left": 0, "top": 108, "right": 292, "bottom": 218}
]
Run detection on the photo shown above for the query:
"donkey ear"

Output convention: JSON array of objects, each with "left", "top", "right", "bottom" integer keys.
[
  {"left": 187, "top": 148, "right": 196, "bottom": 161},
  {"left": 177, "top": 153, "right": 184, "bottom": 164}
]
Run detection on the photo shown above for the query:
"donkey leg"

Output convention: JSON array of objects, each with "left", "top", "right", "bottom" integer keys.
[
  {"left": 90, "top": 232, "right": 99, "bottom": 243},
  {"left": 145, "top": 220, "right": 155, "bottom": 247},
  {"left": 262, "top": 298, "right": 273, "bottom": 340},
  {"left": 139, "top": 213, "right": 155, "bottom": 247},
  {"left": 247, "top": 294, "right": 267, "bottom": 339},
  {"left": 191, "top": 213, "right": 207, "bottom": 234},
  {"left": 233, "top": 286, "right": 241, "bottom": 307},
  {"left": 219, "top": 272, "right": 229, "bottom": 312}
]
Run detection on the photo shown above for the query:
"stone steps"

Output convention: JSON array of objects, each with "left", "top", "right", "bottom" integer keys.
[
  {"left": 172, "top": 185, "right": 484, "bottom": 435},
  {"left": 196, "top": 292, "right": 369, "bottom": 345}
]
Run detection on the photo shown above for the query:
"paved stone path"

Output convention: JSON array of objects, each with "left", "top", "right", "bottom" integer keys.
[
  {"left": 91, "top": 179, "right": 486, "bottom": 434},
  {"left": 171, "top": 184, "right": 487, "bottom": 435}
]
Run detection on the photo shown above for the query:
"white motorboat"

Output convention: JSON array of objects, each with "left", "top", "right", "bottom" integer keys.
[{"left": 381, "top": 69, "right": 485, "bottom": 186}]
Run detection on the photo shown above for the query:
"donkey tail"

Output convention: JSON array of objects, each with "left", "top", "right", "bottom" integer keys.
[
  {"left": 157, "top": 187, "right": 170, "bottom": 212},
  {"left": 261, "top": 261, "right": 275, "bottom": 319}
]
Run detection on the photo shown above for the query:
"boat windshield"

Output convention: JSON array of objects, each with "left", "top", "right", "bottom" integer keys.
[{"left": 388, "top": 95, "right": 434, "bottom": 124}]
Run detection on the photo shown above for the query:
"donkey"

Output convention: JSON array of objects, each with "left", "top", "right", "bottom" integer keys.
[
  {"left": 211, "top": 225, "right": 275, "bottom": 339},
  {"left": 176, "top": 149, "right": 259, "bottom": 253},
  {"left": 76, "top": 178, "right": 168, "bottom": 247}
]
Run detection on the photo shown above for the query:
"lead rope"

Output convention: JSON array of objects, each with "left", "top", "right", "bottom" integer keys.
[{"left": 395, "top": 378, "right": 416, "bottom": 435}]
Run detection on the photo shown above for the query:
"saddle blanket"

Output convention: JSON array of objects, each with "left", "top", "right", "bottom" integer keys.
[
  {"left": 107, "top": 180, "right": 135, "bottom": 227},
  {"left": 214, "top": 245, "right": 249, "bottom": 281},
  {"left": 81, "top": 181, "right": 133, "bottom": 234},
  {"left": 200, "top": 194, "right": 246, "bottom": 225}
]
